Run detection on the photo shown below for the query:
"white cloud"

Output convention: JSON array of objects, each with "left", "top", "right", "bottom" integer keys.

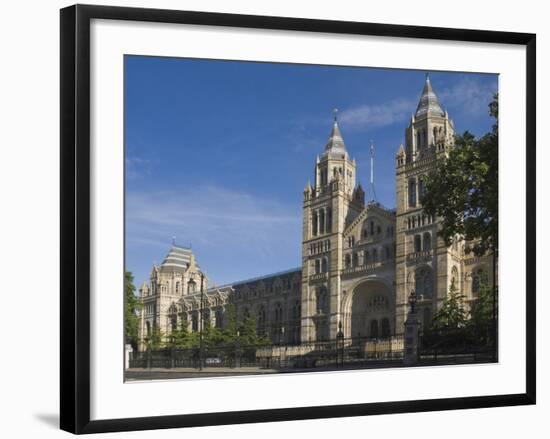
[
  {"left": 338, "top": 98, "right": 415, "bottom": 130},
  {"left": 336, "top": 76, "right": 496, "bottom": 131},
  {"left": 438, "top": 76, "right": 496, "bottom": 116},
  {"left": 126, "top": 185, "right": 301, "bottom": 261}
]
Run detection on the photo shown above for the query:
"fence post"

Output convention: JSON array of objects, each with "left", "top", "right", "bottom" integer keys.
[
  {"left": 125, "top": 344, "right": 133, "bottom": 370},
  {"left": 403, "top": 309, "right": 420, "bottom": 366}
]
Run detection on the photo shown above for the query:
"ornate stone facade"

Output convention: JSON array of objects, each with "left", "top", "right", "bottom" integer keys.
[{"left": 137, "top": 75, "right": 495, "bottom": 351}]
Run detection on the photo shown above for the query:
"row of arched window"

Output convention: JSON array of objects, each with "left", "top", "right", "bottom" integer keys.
[
  {"left": 317, "top": 166, "right": 352, "bottom": 186},
  {"left": 234, "top": 276, "right": 300, "bottom": 300},
  {"left": 166, "top": 306, "right": 226, "bottom": 333},
  {"left": 413, "top": 232, "right": 432, "bottom": 253},
  {"left": 309, "top": 239, "right": 330, "bottom": 255},
  {"left": 359, "top": 223, "right": 394, "bottom": 241},
  {"left": 416, "top": 128, "right": 428, "bottom": 150},
  {"left": 256, "top": 301, "right": 302, "bottom": 340},
  {"left": 406, "top": 213, "right": 435, "bottom": 229},
  {"left": 313, "top": 257, "right": 329, "bottom": 274},
  {"left": 344, "top": 246, "right": 394, "bottom": 268},
  {"left": 408, "top": 176, "right": 427, "bottom": 208},
  {"left": 312, "top": 207, "right": 332, "bottom": 236},
  {"left": 369, "top": 318, "right": 391, "bottom": 338},
  {"left": 414, "top": 126, "right": 444, "bottom": 151}
]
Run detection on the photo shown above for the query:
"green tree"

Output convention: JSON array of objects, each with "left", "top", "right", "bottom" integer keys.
[
  {"left": 169, "top": 318, "right": 191, "bottom": 349},
  {"left": 421, "top": 93, "right": 498, "bottom": 256},
  {"left": 467, "top": 282, "right": 495, "bottom": 345},
  {"left": 124, "top": 271, "right": 141, "bottom": 351},
  {"left": 148, "top": 323, "right": 164, "bottom": 350},
  {"left": 422, "top": 94, "right": 498, "bottom": 354},
  {"left": 202, "top": 320, "right": 224, "bottom": 347},
  {"left": 221, "top": 304, "right": 239, "bottom": 345},
  {"left": 431, "top": 282, "right": 467, "bottom": 331},
  {"left": 239, "top": 312, "right": 260, "bottom": 346}
]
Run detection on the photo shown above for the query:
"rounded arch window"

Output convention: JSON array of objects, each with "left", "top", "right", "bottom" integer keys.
[
  {"left": 314, "top": 259, "right": 321, "bottom": 274},
  {"left": 451, "top": 266, "right": 459, "bottom": 290},
  {"left": 409, "top": 178, "right": 417, "bottom": 207},
  {"left": 370, "top": 319, "right": 379, "bottom": 338},
  {"left": 273, "top": 303, "right": 283, "bottom": 323},
  {"left": 415, "top": 267, "right": 433, "bottom": 299},
  {"left": 423, "top": 232, "right": 431, "bottom": 251},
  {"left": 316, "top": 288, "right": 328, "bottom": 314},
  {"left": 471, "top": 268, "right": 487, "bottom": 295},
  {"left": 380, "top": 318, "right": 391, "bottom": 337}
]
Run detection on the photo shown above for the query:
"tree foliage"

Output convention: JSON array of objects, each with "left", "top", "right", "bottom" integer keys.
[
  {"left": 167, "top": 318, "right": 191, "bottom": 349},
  {"left": 148, "top": 323, "right": 164, "bottom": 350},
  {"left": 425, "top": 280, "right": 495, "bottom": 348},
  {"left": 124, "top": 271, "right": 141, "bottom": 350},
  {"left": 467, "top": 283, "right": 496, "bottom": 345},
  {"left": 221, "top": 304, "right": 239, "bottom": 344},
  {"left": 431, "top": 282, "right": 467, "bottom": 331},
  {"left": 239, "top": 312, "right": 263, "bottom": 346},
  {"left": 421, "top": 94, "right": 498, "bottom": 256}
]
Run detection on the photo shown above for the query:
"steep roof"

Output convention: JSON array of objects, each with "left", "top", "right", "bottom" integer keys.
[
  {"left": 415, "top": 74, "right": 445, "bottom": 119},
  {"left": 159, "top": 245, "right": 192, "bottom": 273},
  {"left": 321, "top": 118, "right": 348, "bottom": 159}
]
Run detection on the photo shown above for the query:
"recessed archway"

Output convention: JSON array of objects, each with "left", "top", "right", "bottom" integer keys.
[{"left": 342, "top": 278, "right": 394, "bottom": 340}]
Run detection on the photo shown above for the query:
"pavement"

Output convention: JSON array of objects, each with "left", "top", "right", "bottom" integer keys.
[
  {"left": 125, "top": 366, "right": 279, "bottom": 381},
  {"left": 124, "top": 361, "right": 405, "bottom": 381}
]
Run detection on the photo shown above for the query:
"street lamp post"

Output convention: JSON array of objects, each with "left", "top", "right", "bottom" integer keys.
[
  {"left": 169, "top": 333, "right": 175, "bottom": 369},
  {"left": 408, "top": 290, "right": 418, "bottom": 315},
  {"left": 404, "top": 290, "right": 420, "bottom": 366},
  {"left": 144, "top": 336, "right": 151, "bottom": 370},
  {"left": 199, "top": 273, "right": 205, "bottom": 371},
  {"left": 235, "top": 329, "right": 241, "bottom": 368},
  {"left": 336, "top": 321, "right": 344, "bottom": 367}
]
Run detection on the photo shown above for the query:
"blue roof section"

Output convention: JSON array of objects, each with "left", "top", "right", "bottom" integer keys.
[{"left": 208, "top": 267, "right": 302, "bottom": 291}]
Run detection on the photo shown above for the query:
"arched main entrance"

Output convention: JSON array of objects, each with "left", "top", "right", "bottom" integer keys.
[{"left": 343, "top": 279, "right": 394, "bottom": 340}]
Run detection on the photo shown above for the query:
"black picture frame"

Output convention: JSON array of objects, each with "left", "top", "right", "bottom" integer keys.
[{"left": 60, "top": 4, "right": 536, "bottom": 434}]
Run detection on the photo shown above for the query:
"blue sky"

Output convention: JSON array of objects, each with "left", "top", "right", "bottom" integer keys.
[{"left": 125, "top": 56, "right": 498, "bottom": 287}]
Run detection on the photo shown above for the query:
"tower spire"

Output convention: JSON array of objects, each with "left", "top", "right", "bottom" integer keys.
[
  {"left": 415, "top": 73, "right": 444, "bottom": 119},
  {"left": 323, "top": 109, "right": 347, "bottom": 157}
]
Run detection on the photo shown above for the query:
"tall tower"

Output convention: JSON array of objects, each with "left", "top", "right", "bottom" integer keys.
[
  {"left": 395, "top": 74, "right": 456, "bottom": 333},
  {"left": 301, "top": 115, "right": 364, "bottom": 342}
]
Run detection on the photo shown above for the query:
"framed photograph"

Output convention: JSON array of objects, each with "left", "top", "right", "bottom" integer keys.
[{"left": 60, "top": 4, "right": 536, "bottom": 434}]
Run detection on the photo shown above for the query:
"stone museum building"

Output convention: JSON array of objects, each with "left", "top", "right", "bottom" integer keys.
[{"left": 137, "top": 76, "right": 495, "bottom": 351}]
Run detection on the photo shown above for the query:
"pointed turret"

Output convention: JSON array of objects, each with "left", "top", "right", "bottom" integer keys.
[
  {"left": 139, "top": 281, "right": 150, "bottom": 297},
  {"left": 303, "top": 180, "right": 313, "bottom": 200},
  {"left": 322, "top": 115, "right": 348, "bottom": 159},
  {"left": 415, "top": 73, "right": 445, "bottom": 119},
  {"left": 396, "top": 143, "right": 405, "bottom": 157}
]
